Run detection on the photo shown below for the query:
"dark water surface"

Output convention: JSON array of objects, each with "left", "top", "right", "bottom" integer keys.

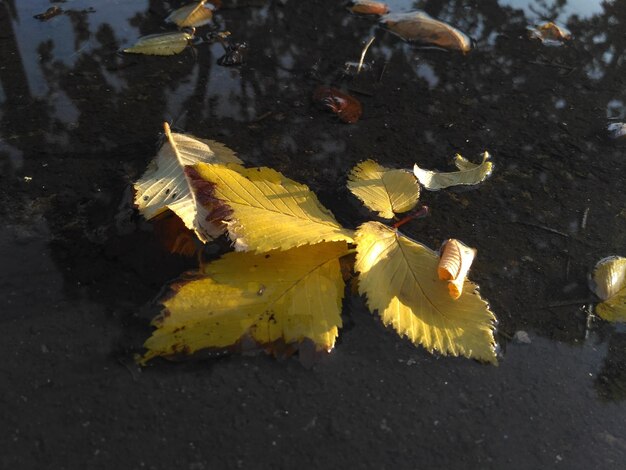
[{"left": 2, "top": 0, "right": 626, "bottom": 468}]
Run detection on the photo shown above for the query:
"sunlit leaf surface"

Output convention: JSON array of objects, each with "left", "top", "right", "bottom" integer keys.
[
  {"left": 355, "top": 222, "right": 497, "bottom": 363},
  {"left": 133, "top": 123, "right": 242, "bottom": 242},
  {"left": 413, "top": 152, "right": 493, "bottom": 190},
  {"left": 139, "top": 241, "right": 349, "bottom": 363},
  {"left": 166, "top": 1, "right": 213, "bottom": 28},
  {"left": 438, "top": 238, "right": 477, "bottom": 299},
  {"left": 347, "top": 160, "right": 420, "bottom": 219},
  {"left": 592, "top": 256, "right": 626, "bottom": 322},
  {"left": 190, "top": 163, "right": 354, "bottom": 252},
  {"left": 123, "top": 31, "right": 193, "bottom": 56}
]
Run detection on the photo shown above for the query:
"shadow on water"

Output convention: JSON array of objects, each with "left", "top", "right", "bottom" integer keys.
[{"left": 1, "top": 0, "right": 626, "bottom": 467}]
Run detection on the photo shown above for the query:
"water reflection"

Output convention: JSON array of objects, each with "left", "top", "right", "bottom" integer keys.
[{"left": 1, "top": 0, "right": 626, "bottom": 400}]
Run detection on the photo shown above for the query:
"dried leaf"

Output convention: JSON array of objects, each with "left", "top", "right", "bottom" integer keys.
[
  {"left": 217, "top": 42, "right": 248, "bottom": 66},
  {"left": 34, "top": 6, "right": 63, "bottom": 21},
  {"left": 347, "top": 160, "right": 420, "bottom": 219},
  {"left": 152, "top": 211, "right": 198, "bottom": 257},
  {"left": 134, "top": 122, "right": 242, "bottom": 243},
  {"left": 313, "top": 87, "right": 363, "bottom": 124},
  {"left": 528, "top": 22, "right": 571, "bottom": 45},
  {"left": 188, "top": 163, "right": 354, "bottom": 252},
  {"left": 139, "top": 241, "right": 349, "bottom": 363},
  {"left": 350, "top": 1, "right": 389, "bottom": 16},
  {"left": 381, "top": 11, "right": 472, "bottom": 52},
  {"left": 166, "top": 1, "right": 213, "bottom": 28},
  {"left": 413, "top": 152, "right": 493, "bottom": 191},
  {"left": 355, "top": 221, "right": 497, "bottom": 363},
  {"left": 591, "top": 256, "right": 626, "bottom": 322},
  {"left": 123, "top": 31, "right": 194, "bottom": 56},
  {"left": 438, "top": 239, "right": 477, "bottom": 299}
]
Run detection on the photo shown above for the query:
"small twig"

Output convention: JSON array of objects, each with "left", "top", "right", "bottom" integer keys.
[
  {"left": 581, "top": 207, "right": 590, "bottom": 230},
  {"left": 357, "top": 36, "right": 376, "bottom": 74},
  {"left": 250, "top": 111, "right": 272, "bottom": 123},
  {"left": 513, "top": 221, "right": 569, "bottom": 237},
  {"left": 527, "top": 60, "right": 575, "bottom": 71},
  {"left": 537, "top": 298, "right": 595, "bottom": 309},
  {"left": 378, "top": 61, "right": 388, "bottom": 83}
]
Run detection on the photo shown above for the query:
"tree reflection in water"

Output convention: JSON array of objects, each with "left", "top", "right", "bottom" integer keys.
[{"left": 1, "top": 0, "right": 626, "bottom": 399}]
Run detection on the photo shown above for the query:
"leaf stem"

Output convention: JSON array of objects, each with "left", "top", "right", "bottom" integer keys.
[{"left": 392, "top": 206, "right": 429, "bottom": 229}]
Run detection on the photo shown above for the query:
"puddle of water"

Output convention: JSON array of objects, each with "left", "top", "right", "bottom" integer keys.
[{"left": 1, "top": 0, "right": 625, "bottom": 467}]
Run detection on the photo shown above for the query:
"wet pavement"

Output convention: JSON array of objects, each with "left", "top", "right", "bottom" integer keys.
[{"left": 1, "top": 0, "right": 626, "bottom": 468}]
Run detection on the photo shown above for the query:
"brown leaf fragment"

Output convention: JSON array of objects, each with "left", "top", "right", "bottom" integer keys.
[
  {"left": 34, "top": 6, "right": 63, "bottom": 21},
  {"left": 350, "top": 1, "right": 389, "bottom": 16},
  {"left": 313, "top": 86, "right": 362, "bottom": 124}
]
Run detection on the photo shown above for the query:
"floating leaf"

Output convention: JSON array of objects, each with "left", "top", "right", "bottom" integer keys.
[
  {"left": 313, "top": 86, "right": 362, "bottom": 124},
  {"left": 350, "top": 1, "right": 389, "bottom": 16},
  {"left": 347, "top": 160, "right": 420, "bottom": 219},
  {"left": 381, "top": 11, "right": 472, "bottom": 52},
  {"left": 355, "top": 221, "right": 497, "bottom": 363},
  {"left": 166, "top": 0, "right": 213, "bottom": 28},
  {"left": 591, "top": 256, "right": 626, "bottom": 322},
  {"left": 134, "top": 122, "right": 242, "bottom": 243},
  {"left": 123, "top": 31, "right": 194, "bottom": 56},
  {"left": 34, "top": 6, "right": 63, "bottom": 21},
  {"left": 189, "top": 163, "right": 354, "bottom": 252},
  {"left": 438, "top": 239, "right": 477, "bottom": 299},
  {"left": 139, "top": 241, "right": 349, "bottom": 363},
  {"left": 528, "top": 22, "right": 571, "bottom": 46},
  {"left": 413, "top": 152, "right": 493, "bottom": 191}
]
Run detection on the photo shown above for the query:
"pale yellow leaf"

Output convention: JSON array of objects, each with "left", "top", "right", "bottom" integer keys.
[
  {"left": 166, "top": 1, "right": 213, "bottom": 28},
  {"left": 381, "top": 11, "right": 472, "bottom": 52},
  {"left": 347, "top": 160, "right": 420, "bottom": 219},
  {"left": 190, "top": 163, "right": 354, "bottom": 252},
  {"left": 139, "top": 241, "right": 349, "bottom": 363},
  {"left": 123, "top": 31, "right": 193, "bottom": 56},
  {"left": 134, "top": 123, "right": 242, "bottom": 242},
  {"left": 413, "top": 152, "right": 493, "bottom": 191},
  {"left": 355, "top": 221, "right": 497, "bottom": 363},
  {"left": 591, "top": 256, "right": 626, "bottom": 322}
]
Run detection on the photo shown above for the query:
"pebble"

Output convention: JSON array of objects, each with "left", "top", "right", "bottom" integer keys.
[{"left": 513, "top": 330, "right": 531, "bottom": 344}]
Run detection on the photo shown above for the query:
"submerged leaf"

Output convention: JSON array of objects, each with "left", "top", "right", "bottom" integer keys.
[
  {"left": 34, "top": 6, "right": 63, "bottom": 21},
  {"left": 350, "top": 1, "right": 389, "bottom": 16},
  {"left": 152, "top": 211, "right": 198, "bottom": 257},
  {"left": 413, "top": 152, "right": 493, "bottom": 191},
  {"left": 139, "top": 241, "right": 349, "bottom": 363},
  {"left": 591, "top": 256, "right": 626, "bottom": 322},
  {"left": 134, "top": 122, "right": 242, "bottom": 242},
  {"left": 438, "top": 239, "right": 477, "bottom": 299},
  {"left": 123, "top": 31, "right": 193, "bottom": 56},
  {"left": 381, "top": 11, "right": 472, "bottom": 52},
  {"left": 347, "top": 160, "right": 420, "bottom": 219},
  {"left": 313, "top": 87, "right": 362, "bottom": 124},
  {"left": 166, "top": 1, "right": 213, "bottom": 28},
  {"left": 189, "top": 163, "right": 354, "bottom": 252},
  {"left": 355, "top": 222, "right": 497, "bottom": 363}
]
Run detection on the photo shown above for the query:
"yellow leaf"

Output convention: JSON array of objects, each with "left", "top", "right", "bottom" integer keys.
[
  {"left": 191, "top": 163, "right": 354, "bottom": 252},
  {"left": 166, "top": 1, "right": 213, "bottom": 28},
  {"left": 355, "top": 221, "right": 497, "bottom": 363},
  {"left": 123, "top": 31, "right": 193, "bottom": 56},
  {"left": 139, "top": 241, "right": 349, "bottom": 363},
  {"left": 134, "top": 123, "right": 242, "bottom": 243},
  {"left": 347, "top": 160, "right": 420, "bottom": 219},
  {"left": 413, "top": 151, "right": 493, "bottom": 191},
  {"left": 381, "top": 11, "right": 472, "bottom": 52},
  {"left": 591, "top": 256, "right": 626, "bottom": 322}
]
